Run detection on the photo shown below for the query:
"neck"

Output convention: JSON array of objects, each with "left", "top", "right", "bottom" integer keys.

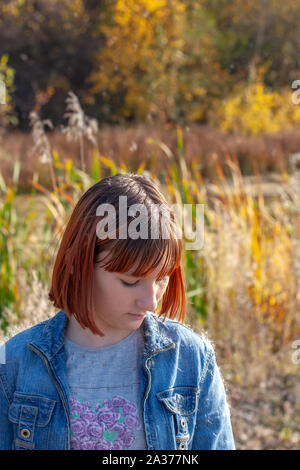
[{"left": 65, "top": 315, "right": 135, "bottom": 348}]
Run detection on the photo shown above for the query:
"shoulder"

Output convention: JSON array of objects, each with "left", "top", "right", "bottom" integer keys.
[
  {"left": 1, "top": 318, "right": 51, "bottom": 361},
  {"left": 154, "top": 314, "right": 215, "bottom": 359},
  {"left": 0, "top": 317, "right": 60, "bottom": 405},
  {"left": 1, "top": 310, "right": 67, "bottom": 359}
]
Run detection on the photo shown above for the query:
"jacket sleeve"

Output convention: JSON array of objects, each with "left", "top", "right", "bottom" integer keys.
[
  {"left": 191, "top": 348, "right": 235, "bottom": 450},
  {"left": 0, "top": 365, "right": 14, "bottom": 449}
]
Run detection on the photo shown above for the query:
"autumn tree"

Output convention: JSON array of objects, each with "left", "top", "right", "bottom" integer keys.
[
  {"left": 0, "top": 0, "right": 109, "bottom": 129},
  {"left": 88, "top": 0, "right": 225, "bottom": 124},
  {"left": 202, "top": 0, "right": 300, "bottom": 89},
  {"left": 1, "top": 0, "right": 300, "bottom": 128}
]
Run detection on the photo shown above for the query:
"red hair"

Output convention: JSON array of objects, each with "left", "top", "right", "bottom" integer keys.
[{"left": 49, "top": 173, "right": 186, "bottom": 335}]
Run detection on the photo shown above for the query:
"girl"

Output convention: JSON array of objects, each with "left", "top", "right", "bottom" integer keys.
[{"left": 0, "top": 173, "right": 235, "bottom": 450}]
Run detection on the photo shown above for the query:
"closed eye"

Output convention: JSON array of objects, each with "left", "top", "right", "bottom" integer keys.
[
  {"left": 121, "top": 277, "right": 169, "bottom": 288},
  {"left": 121, "top": 280, "right": 139, "bottom": 287}
]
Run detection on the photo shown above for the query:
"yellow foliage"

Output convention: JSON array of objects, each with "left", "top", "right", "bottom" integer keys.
[
  {"left": 90, "top": 0, "right": 187, "bottom": 120},
  {"left": 213, "top": 76, "right": 300, "bottom": 136},
  {"left": 89, "top": 0, "right": 220, "bottom": 122},
  {"left": 0, "top": 55, "right": 15, "bottom": 107},
  {"left": 251, "top": 208, "right": 261, "bottom": 262}
]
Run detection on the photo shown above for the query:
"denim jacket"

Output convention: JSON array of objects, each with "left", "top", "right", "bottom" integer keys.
[{"left": 0, "top": 310, "right": 235, "bottom": 450}]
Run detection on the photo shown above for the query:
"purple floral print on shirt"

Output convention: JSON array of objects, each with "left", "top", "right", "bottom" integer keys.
[{"left": 69, "top": 396, "right": 142, "bottom": 450}]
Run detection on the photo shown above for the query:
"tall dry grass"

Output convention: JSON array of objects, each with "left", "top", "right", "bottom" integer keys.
[
  {"left": 0, "top": 96, "right": 299, "bottom": 394},
  {"left": 2, "top": 124, "right": 300, "bottom": 193}
]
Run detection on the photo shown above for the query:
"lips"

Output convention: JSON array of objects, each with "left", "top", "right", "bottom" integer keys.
[{"left": 127, "top": 312, "right": 146, "bottom": 318}]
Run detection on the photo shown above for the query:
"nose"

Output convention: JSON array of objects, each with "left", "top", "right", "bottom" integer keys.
[{"left": 136, "top": 282, "right": 159, "bottom": 313}]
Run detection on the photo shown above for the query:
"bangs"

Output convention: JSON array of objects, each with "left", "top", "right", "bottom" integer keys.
[
  {"left": 95, "top": 197, "right": 182, "bottom": 279},
  {"left": 95, "top": 235, "right": 181, "bottom": 280}
]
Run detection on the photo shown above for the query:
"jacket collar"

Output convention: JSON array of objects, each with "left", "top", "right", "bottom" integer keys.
[
  {"left": 142, "top": 312, "right": 175, "bottom": 356},
  {"left": 27, "top": 310, "right": 175, "bottom": 361}
]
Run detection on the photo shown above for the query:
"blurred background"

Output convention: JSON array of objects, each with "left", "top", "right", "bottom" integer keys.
[{"left": 0, "top": 0, "right": 299, "bottom": 449}]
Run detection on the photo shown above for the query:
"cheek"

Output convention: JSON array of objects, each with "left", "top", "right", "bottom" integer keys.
[
  {"left": 158, "top": 283, "right": 169, "bottom": 298},
  {"left": 92, "top": 272, "right": 114, "bottom": 302}
]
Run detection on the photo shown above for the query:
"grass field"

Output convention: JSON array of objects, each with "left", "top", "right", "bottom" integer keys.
[{"left": 0, "top": 122, "right": 299, "bottom": 449}]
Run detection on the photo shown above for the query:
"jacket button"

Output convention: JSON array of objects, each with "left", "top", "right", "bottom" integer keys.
[
  {"left": 20, "top": 428, "right": 31, "bottom": 439},
  {"left": 179, "top": 442, "right": 186, "bottom": 450},
  {"left": 180, "top": 418, "right": 187, "bottom": 429}
]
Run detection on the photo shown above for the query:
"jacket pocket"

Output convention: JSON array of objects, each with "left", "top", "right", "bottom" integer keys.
[
  {"left": 8, "top": 391, "right": 56, "bottom": 450},
  {"left": 156, "top": 386, "right": 200, "bottom": 450}
]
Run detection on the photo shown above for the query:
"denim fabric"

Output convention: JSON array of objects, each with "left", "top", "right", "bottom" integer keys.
[{"left": 0, "top": 310, "right": 235, "bottom": 450}]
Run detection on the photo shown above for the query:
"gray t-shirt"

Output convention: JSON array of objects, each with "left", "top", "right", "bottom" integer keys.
[{"left": 64, "top": 327, "right": 147, "bottom": 450}]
